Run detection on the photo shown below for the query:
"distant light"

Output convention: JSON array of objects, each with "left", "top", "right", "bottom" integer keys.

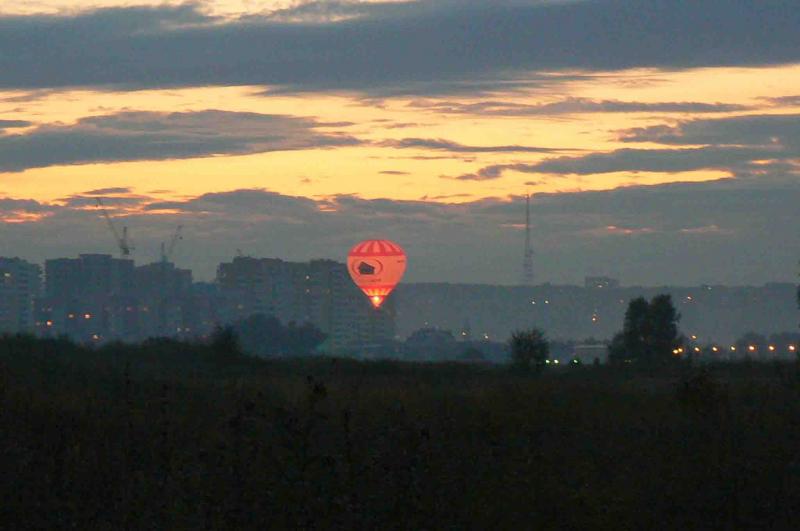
[
  {"left": 92, "top": 334, "right": 100, "bottom": 341},
  {"left": 673, "top": 349, "right": 680, "bottom": 355},
  {"left": 46, "top": 320, "right": 53, "bottom": 327},
  {"left": 769, "top": 345, "right": 776, "bottom": 352},
  {"left": 712, "top": 346, "right": 718, "bottom": 352},
  {"left": 691, "top": 335, "right": 697, "bottom": 340},
  {"left": 790, "top": 345, "right": 797, "bottom": 352},
  {"left": 748, "top": 345, "right": 756, "bottom": 352},
  {"left": 730, "top": 346, "right": 736, "bottom": 351},
  {"left": 544, "top": 300, "right": 550, "bottom": 304},
  {"left": 686, "top": 296, "right": 693, "bottom": 301},
  {"left": 553, "top": 359, "right": 559, "bottom": 364},
  {"left": 531, "top": 300, "right": 536, "bottom": 305},
  {"left": 572, "top": 359, "right": 579, "bottom": 364},
  {"left": 84, "top": 313, "right": 91, "bottom": 319},
  {"left": 68, "top": 313, "right": 75, "bottom": 319},
  {"left": 545, "top": 359, "right": 551, "bottom": 364},
  {"left": 694, "top": 347, "right": 701, "bottom": 353}
]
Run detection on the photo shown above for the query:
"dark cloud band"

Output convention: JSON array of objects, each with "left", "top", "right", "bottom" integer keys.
[
  {"left": 0, "top": 110, "right": 359, "bottom": 172},
  {"left": 0, "top": 1, "right": 798, "bottom": 94}
]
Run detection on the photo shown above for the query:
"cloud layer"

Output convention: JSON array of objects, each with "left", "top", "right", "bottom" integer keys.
[
  {"left": 455, "top": 112, "right": 800, "bottom": 179},
  {"left": 1, "top": 1, "right": 798, "bottom": 93},
  {"left": 0, "top": 110, "right": 358, "bottom": 171}
]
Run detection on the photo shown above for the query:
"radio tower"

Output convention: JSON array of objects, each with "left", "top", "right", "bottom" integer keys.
[{"left": 522, "top": 193, "right": 534, "bottom": 285}]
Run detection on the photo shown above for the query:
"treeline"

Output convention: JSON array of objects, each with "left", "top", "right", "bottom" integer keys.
[{"left": 226, "top": 313, "right": 327, "bottom": 358}]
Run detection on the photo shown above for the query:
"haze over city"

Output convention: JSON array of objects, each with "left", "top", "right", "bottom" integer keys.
[{"left": 1, "top": 0, "right": 799, "bottom": 285}]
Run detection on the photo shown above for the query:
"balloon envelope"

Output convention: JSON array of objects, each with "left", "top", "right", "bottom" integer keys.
[{"left": 347, "top": 239, "right": 406, "bottom": 308}]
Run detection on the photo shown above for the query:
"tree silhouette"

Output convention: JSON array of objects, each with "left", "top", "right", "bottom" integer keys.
[
  {"left": 510, "top": 328, "right": 549, "bottom": 373},
  {"left": 284, "top": 321, "right": 326, "bottom": 357},
  {"left": 210, "top": 325, "right": 242, "bottom": 360},
  {"left": 231, "top": 314, "right": 326, "bottom": 357},
  {"left": 647, "top": 294, "right": 680, "bottom": 364},
  {"left": 609, "top": 295, "right": 680, "bottom": 366}
]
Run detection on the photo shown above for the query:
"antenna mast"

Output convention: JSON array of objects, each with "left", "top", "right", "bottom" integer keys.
[{"left": 522, "top": 193, "right": 534, "bottom": 285}]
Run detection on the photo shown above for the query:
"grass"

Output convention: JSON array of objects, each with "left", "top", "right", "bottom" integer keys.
[{"left": 1, "top": 334, "right": 800, "bottom": 529}]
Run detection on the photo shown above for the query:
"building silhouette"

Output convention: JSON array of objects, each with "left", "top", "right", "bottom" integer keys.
[
  {"left": 134, "top": 261, "right": 194, "bottom": 338},
  {"left": 38, "top": 254, "right": 137, "bottom": 341},
  {"left": 216, "top": 256, "right": 395, "bottom": 354},
  {"left": 0, "top": 258, "right": 41, "bottom": 334}
]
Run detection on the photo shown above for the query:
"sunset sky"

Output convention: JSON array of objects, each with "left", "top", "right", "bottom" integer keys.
[{"left": 1, "top": 0, "right": 799, "bottom": 285}]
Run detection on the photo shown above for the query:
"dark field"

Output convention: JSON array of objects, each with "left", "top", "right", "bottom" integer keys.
[{"left": 2, "top": 335, "right": 800, "bottom": 529}]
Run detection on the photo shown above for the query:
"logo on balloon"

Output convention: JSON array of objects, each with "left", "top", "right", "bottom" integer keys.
[{"left": 354, "top": 259, "right": 383, "bottom": 277}]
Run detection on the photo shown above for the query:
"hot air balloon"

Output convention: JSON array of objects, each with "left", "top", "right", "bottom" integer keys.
[{"left": 347, "top": 239, "right": 406, "bottom": 309}]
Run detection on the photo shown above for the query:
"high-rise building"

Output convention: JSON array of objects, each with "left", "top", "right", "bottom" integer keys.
[
  {"left": 216, "top": 257, "right": 298, "bottom": 323},
  {"left": 215, "top": 256, "right": 395, "bottom": 354},
  {"left": 0, "top": 257, "right": 41, "bottom": 334},
  {"left": 134, "top": 261, "right": 193, "bottom": 338},
  {"left": 39, "top": 254, "right": 136, "bottom": 341}
]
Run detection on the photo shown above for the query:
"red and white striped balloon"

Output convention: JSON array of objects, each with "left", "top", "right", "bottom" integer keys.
[{"left": 347, "top": 239, "right": 407, "bottom": 308}]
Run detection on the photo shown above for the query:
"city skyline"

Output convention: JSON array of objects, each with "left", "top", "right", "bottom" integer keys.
[
  {"left": 4, "top": 252, "right": 797, "bottom": 348},
  {"left": 1, "top": 1, "right": 799, "bottom": 285}
]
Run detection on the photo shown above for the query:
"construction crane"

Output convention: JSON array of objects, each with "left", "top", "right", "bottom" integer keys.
[
  {"left": 95, "top": 198, "right": 134, "bottom": 257},
  {"left": 160, "top": 225, "right": 183, "bottom": 263}
]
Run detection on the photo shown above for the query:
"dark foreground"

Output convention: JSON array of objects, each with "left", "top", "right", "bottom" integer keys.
[{"left": 2, "top": 335, "right": 800, "bottom": 529}]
